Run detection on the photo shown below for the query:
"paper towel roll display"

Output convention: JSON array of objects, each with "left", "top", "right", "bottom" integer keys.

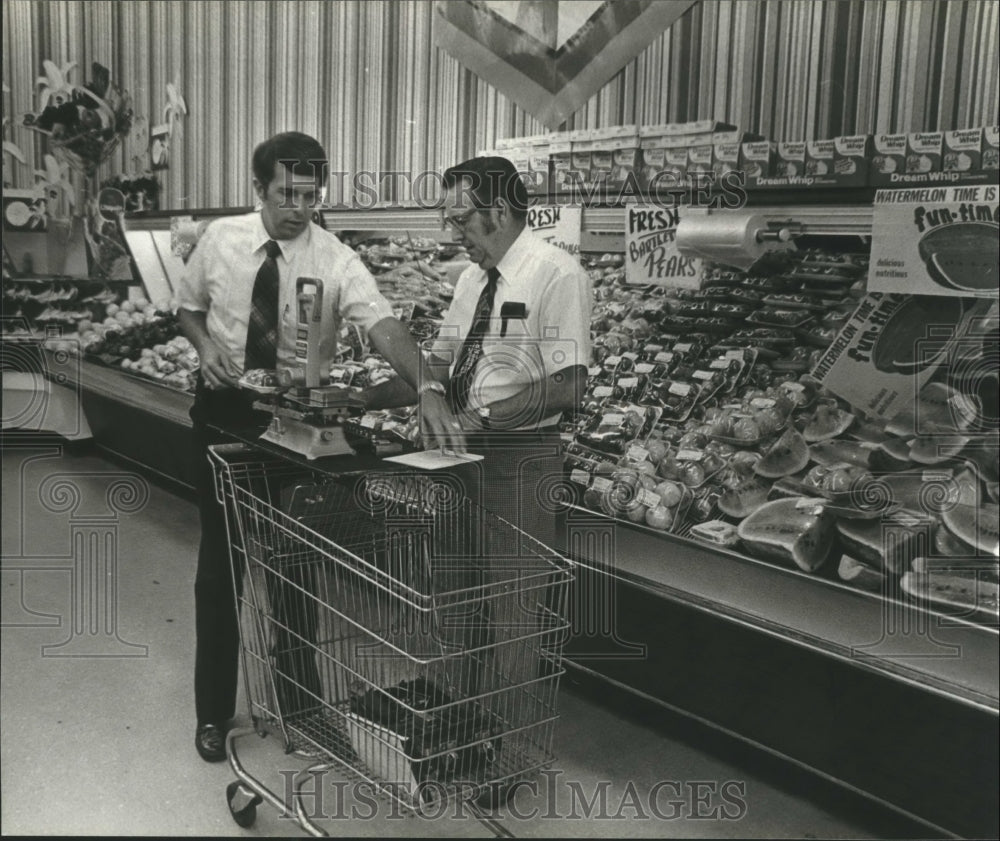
[{"left": 675, "top": 212, "right": 797, "bottom": 271}]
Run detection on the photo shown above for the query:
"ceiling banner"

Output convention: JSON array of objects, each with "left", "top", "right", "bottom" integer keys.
[{"left": 434, "top": 0, "right": 697, "bottom": 130}]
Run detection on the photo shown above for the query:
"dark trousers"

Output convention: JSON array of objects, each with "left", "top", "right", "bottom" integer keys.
[
  {"left": 192, "top": 383, "right": 323, "bottom": 727},
  {"left": 191, "top": 383, "right": 256, "bottom": 726},
  {"left": 458, "top": 429, "right": 565, "bottom": 694}
]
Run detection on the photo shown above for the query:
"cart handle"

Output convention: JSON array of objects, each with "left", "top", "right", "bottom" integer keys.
[{"left": 206, "top": 443, "right": 254, "bottom": 505}]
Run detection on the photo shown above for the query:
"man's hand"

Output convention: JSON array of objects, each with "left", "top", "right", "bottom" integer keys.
[
  {"left": 198, "top": 340, "right": 238, "bottom": 390},
  {"left": 419, "top": 390, "right": 466, "bottom": 453}
]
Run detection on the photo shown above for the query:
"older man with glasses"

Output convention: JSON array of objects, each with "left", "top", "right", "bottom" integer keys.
[{"left": 362, "top": 155, "right": 592, "bottom": 549}]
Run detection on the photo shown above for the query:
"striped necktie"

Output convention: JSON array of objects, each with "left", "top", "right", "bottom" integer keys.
[
  {"left": 244, "top": 239, "right": 282, "bottom": 371},
  {"left": 449, "top": 267, "right": 500, "bottom": 412}
]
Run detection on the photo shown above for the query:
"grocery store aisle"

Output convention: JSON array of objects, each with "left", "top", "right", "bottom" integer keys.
[{"left": 1, "top": 440, "right": 940, "bottom": 838}]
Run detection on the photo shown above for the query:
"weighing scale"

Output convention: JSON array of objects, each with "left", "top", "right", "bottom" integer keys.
[{"left": 241, "top": 277, "right": 366, "bottom": 460}]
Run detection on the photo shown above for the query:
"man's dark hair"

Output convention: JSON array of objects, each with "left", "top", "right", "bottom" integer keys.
[
  {"left": 252, "top": 132, "right": 329, "bottom": 190},
  {"left": 442, "top": 156, "right": 529, "bottom": 219}
]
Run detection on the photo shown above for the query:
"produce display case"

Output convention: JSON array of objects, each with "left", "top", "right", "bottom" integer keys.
[{"left": 10, "top": 191, "right": 997, "bottom": 836}]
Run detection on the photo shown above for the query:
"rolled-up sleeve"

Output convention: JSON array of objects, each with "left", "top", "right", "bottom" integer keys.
[
  {"left": 337, "top": 254, "right": 396, "bottom": 335},
  {"left": 174, "top": 228, "right": 214, "bottom": 313},
  {"left": 538, "top": 267, "right": 592, "bottom": 375}
]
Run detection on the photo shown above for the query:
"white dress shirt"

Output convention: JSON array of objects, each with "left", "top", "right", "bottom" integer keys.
[
  {"left": 432, "top": 225, "right": 592, "bottom": 429},
  {"left": 176, "top": 212, "right": 394, "bottom": 375}
]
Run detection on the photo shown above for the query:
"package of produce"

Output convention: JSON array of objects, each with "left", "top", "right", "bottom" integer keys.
[
  {"left": 689, "top": 520, "right": 741, "bottom": 547},
  {"left": 737, "top": 497, "right": 837, "bottom": 572},
  {"left": 577, "top": 403, "right": 658, "bottom": 455},
  {"left": 754, "top": 427, "right": 810, "bottom": 478},
  {"left": 836, "top": 511, "right": 937, "bottom": 574}
]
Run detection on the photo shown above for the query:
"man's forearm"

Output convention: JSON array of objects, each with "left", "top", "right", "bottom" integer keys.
[
  {"left": 363, "top": 317, "right": 449, "bottom": 408},
  {"left": 484, "top": 365, "right": 586, "bottom": 428},
  {"left": 177, "top": 308, "right": 211, "bottom": 355}
]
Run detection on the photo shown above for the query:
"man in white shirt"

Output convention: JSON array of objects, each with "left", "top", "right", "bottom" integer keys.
[
  {"left": 363, "top": 155, "right": 591, "bottom": 547},
  {"left": 176, "top": 132, "right": 462, "bottom": 762}
]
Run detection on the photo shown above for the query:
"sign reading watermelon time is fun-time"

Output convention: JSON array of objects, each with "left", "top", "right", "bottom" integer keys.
[
  {"left": 625, "top": 204, "right": 702, "bottom": 288},
  {"left": 869, "top": 184, "right": 998, "bottom": 297}
]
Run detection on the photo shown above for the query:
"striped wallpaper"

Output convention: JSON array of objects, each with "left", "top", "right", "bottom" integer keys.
[{"left": 2, "top": 0, "right": 997, "bottom": 209}]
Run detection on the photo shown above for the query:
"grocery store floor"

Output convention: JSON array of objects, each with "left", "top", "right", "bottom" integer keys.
[{"left": 1, "top": 437, "right": 945, "bottom": 839}]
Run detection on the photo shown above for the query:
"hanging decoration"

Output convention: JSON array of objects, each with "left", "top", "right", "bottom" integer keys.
[
  {"left": 149, "top": 78, "right": 187, "bottom": 172},
  {"left": 3, "top": 82, "right": 27, "bottom": 188},
  {"left": 433, "top": 0, "right": 696, "bottom": 129},
  {"left": 21, "top": 60, "right": 136, "bottom": 279}
]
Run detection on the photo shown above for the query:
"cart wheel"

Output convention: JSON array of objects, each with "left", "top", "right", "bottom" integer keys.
[{"left": 226, "top": 781, "right": 261, "bottom": 829}]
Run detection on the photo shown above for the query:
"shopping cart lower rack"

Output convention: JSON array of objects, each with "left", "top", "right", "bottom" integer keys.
[{"left": 208, "top": 443, "right": 575, "bottom": 836}]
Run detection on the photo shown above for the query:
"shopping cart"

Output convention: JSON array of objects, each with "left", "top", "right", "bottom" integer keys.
[{"left": 207, "top": 443, "right": 575, "bottom": 836}]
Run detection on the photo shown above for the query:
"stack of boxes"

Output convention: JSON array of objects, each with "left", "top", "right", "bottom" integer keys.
[
  {"left": 867, "top": 127, "right": 998, "bottom": 185},
  {"left": 481, "top": 123, "right": 997, "bottom": 197}
]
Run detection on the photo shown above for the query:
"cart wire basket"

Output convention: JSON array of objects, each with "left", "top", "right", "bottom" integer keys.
[{"left": 208, "top": 443, "right": 575, "bottom": 835}]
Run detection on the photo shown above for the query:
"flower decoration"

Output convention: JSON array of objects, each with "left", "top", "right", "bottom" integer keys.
[
  {"left": 3, "top": 82, "right": 26, "bottom": 185},
  {"left": 23, "top": 61, "right": 134, "bottom": 178},
  {"left": 34, "top": 153, "right": 76, "bottom": 213},
  {"left": 163, "top": 79, "right": 187, "bottom": 139},
  {"left": 36, "top": 60, "right": 79, "bottom": 112}
]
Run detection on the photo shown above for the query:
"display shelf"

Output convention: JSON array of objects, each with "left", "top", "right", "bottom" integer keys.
[{"left": 563, "top": 503, "right": 998, "bottom": 710}]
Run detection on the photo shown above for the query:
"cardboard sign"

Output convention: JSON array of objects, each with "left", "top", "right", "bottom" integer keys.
[
  {"left": 527, "top": 205, "right": 581, "bottom": 257},
  {"left": 869, "top": 185, "right": 999, "bottom": 297},
  {"left": 625, "top": 204, "right": 701, "bottom": 288},
  {"left": 811, "top": 292, "right": 980, "bottom": 419}
]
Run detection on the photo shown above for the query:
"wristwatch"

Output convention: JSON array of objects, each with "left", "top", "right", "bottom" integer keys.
[{"left": 417, "top": 380, "right": 446, "bottom": 397}]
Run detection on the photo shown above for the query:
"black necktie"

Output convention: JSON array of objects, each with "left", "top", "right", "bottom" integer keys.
[
  {"left": 244, "top": 240, "right": 282, "bottom": 371},
  {"left": 449, "top": 267, "right": 500, "bottom": 412}
]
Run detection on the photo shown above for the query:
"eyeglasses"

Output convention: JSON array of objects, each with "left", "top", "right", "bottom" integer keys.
[{"left": 441, "top": 204, "right": 492, "bottom": 233}]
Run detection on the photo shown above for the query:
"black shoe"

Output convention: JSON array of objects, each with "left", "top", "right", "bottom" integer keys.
[{"left": 195, "top": 723, "right": 227, "bottom": 762}]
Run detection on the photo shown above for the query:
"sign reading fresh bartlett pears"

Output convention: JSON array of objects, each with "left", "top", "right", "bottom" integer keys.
[
  {"left": 869, "top": 185, "right": 998, "bottom": 297},
  {"left": 625, "top": 203, "right": 701, "bottom": 288},
  {"left": 527, "top": 205, "right": 581, "bottom": 257}
]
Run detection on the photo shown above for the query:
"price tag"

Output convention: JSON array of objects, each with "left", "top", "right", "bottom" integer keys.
[
  {"left": 360, "top": 415, "right": 380, "bottom": 429},
  {"left": 669, "top": 382, "right": 692, "bottom": 396},
  {"left": 570, "top": 469, "right": 591, "bottom": 486},
  {"left": 592, "top": 476, "right": 613, "bottom": 492},
  {"left": 602, "top": 413, "right": 625, "bottom": 425},
  {"left": 710, "top": 359, "right": 731, "bottom": 369},
  {"left": 693, "top": 370, "right": 715, "bottom": 381},
  {"left": 781, "top": 381, "right": 805, "bottom": 392},
  {"left": 644, "top": 344, "right": 664, "bottom": 353},
  {"left": 618, "top": 377, "right": 639, "bottom": 388},
  {"left": 655, "top": 351, "right": 675, "bottom": 364},
  {"left": 622, "top": 351, "right": 639, "bottom": 361},
  {"left": 627, "top": 445, "right": 650, "bottom": 462},
  {"left": 638, "top": 489, "right": 662, "bottom": 508},
  {"left": 674, "top": 343, "right": 693, "bottom": 354},
  {"left": 676, "top": 448, "right": 704, "bottom": 461},
  {"left": 725, "top": 349, "right": 745, "bottom": 360},
  {"left": 750, "top": 397, "right": 776, "bottom": 409},
  {"left": 634, "top": 362, "right": 656, "bottom": 374},
  {"left": 592, "top": 385, "right": 615, "bottom": 398},
  {"left": 795, "top": 498, "right": 825, "bottom": 515},
  {"left": 922, "top": 469, "right": 953, "bottom": 482},
  {"left": 588, "top": 366, "right": 602, "bottom": 377}
]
